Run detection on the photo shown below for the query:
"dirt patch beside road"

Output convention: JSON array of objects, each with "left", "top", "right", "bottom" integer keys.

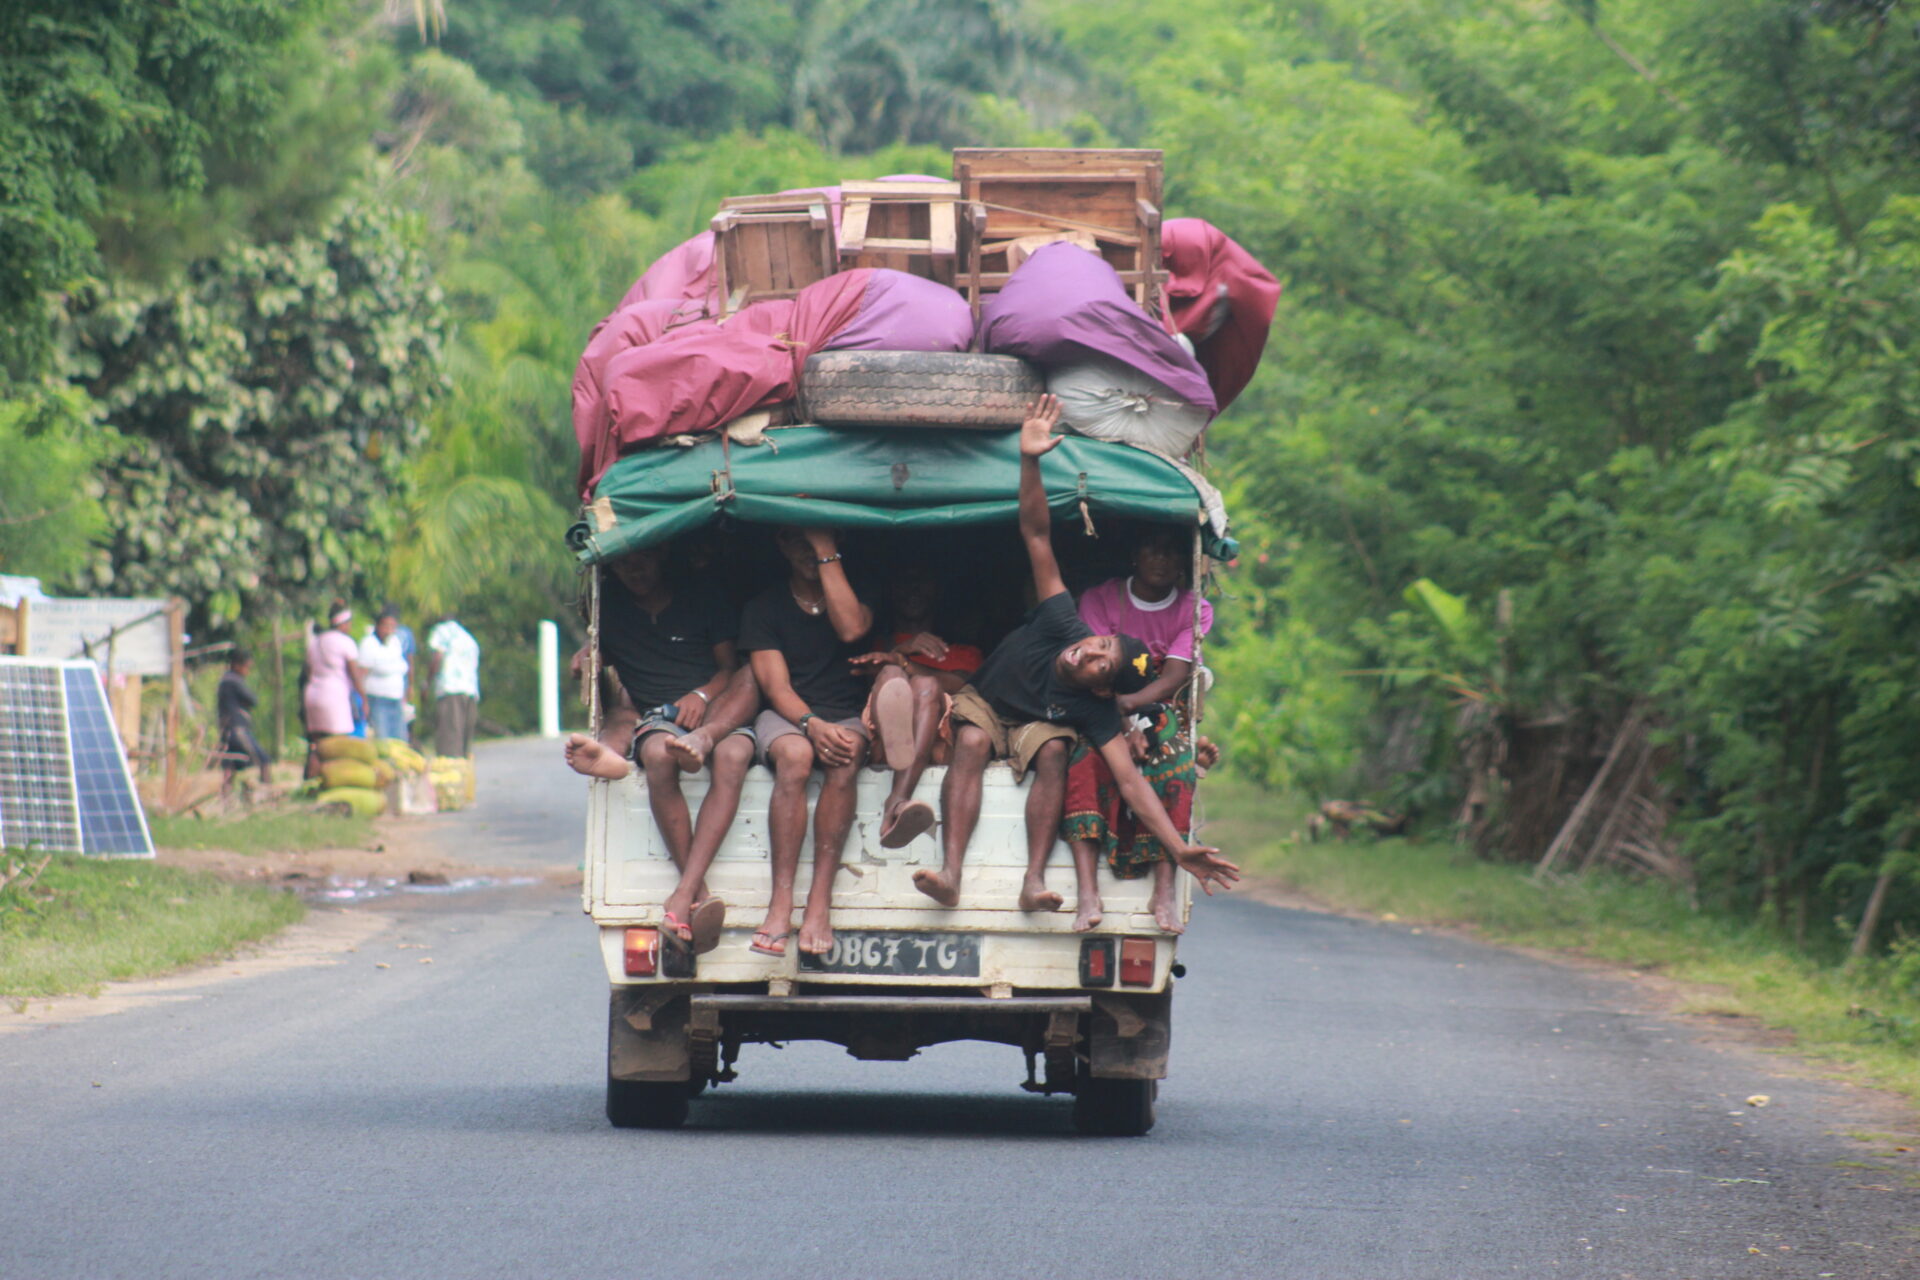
[{"left": 155, "top": 814, "right": 579, "bottom": 892}]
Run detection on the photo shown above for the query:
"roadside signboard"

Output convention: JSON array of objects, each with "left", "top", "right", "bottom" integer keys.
[{"left": 26, "top": 598, "right": 175, "bottom": 677}]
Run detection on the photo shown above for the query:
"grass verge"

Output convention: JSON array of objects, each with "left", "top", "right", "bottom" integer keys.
[
  {"left": 1, "top": 854, "right": 305, "bottom": 1000},
  {"left": 1202, "top": 772, "right": 1920, "bottom": 1105},
  {"left": 148, "top": 808, "right": 375, "bottom": 856}
]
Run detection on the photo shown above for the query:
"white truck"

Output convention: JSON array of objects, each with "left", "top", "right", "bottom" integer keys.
[{"left": 575, "top": 422, "right": 1228, "bottom": 1135}]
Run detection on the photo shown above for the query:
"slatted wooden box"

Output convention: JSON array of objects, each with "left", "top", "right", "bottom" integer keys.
[
  {"left": 952, "top": 148, "right": 1165, "bottom": 314},
  {"left": 710, "top": 193, "right": 838, "bottom": 314},
  {"left": 836, "top": 180, "right": 961, "bottom": 285}
]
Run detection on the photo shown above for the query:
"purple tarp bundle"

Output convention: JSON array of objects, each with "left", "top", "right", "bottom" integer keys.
[
  {"left": 978, "top": 243, "right": 1217, "bottom": 417},
  {"left": 824, "top": 270, "right": 973, "bottom": 353}
]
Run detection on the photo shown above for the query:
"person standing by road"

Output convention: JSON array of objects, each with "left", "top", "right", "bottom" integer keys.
[
  {"left": 920, "top": 395, "right": 1239, "bottom": 910},
  {"left": 217, "top": 648, "right": 272, "bottom": 796},
  {"left": 738, "top": 526, "right": 875, "bottom": 959},
  {"left": 358, "top": 608, "right": 411, "bottom": 741},
  {"left": 425, "top": 613, "right": 481, "bottom": 758},
  {"left": 302, "top": 600, "right": 365, "bottom": 777}
]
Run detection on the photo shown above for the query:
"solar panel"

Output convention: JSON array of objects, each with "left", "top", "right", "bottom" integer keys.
[{"left": 0, "top": 657, "right": 153, "bottom": 858}]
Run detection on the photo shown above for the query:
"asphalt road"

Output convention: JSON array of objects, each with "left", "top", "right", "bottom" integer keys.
[{"left": 3, "top": 736, "right": 1917, "bottom": 1279}]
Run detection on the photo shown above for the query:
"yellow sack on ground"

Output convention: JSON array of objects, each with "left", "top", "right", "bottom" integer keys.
[
  {"left": 376, "top": 740, "right": 427, "bottom": 774},
  {"left": 316, "top": 735, "right": 378, "bottom": 765},
  {"left": 320, "top": 758, "right": 378, "bottom": 791},
  {"left": 315, "top": 786, "right": 386, "bottom": 818}
]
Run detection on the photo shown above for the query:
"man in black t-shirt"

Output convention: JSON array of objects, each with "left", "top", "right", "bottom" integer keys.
[
  {"left": 919, "top": 395, "right": 1241, "bottom": 911},
  {"left": 738, "top": 525, "right": 876, "bottom": 960},
  {"left": 563, "top": 542, "right": 761, "bottom": 954}
]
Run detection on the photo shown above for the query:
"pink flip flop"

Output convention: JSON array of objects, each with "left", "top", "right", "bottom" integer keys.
[
  {"left": 873, "top": 678, "right": 915, "bottom": 772},
  {"left": 880, "top": 799, "right": 936, "bottom": 849}
]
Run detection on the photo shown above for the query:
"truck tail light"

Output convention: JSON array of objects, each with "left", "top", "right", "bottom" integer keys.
[
  {"left": 623, "top": 927, "right": 658, "bottom": 976},
  {"left": 1079, "top": 936, "right": 1115, "bottom": 987},
  {"left": 1119, "top": 937, "right": 1156, "bottom": 987}
]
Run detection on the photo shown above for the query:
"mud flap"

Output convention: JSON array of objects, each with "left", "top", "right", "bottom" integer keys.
[
  {"left": 608, "top": 987, "right": 691, "bottom": 1082},
  {"left": 1088, "top": 990, "right": 1172, "bottom": 1080}
]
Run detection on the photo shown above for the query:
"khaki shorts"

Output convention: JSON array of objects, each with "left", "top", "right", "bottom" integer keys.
[
  {"left": 753, "top": 708, "right": 868, "bottom": 767},
  {"left": 949, "top": 685, "right": 1078, "bottom": 780}
]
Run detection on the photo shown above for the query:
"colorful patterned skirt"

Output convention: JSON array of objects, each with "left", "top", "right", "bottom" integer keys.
[{"left": 1060, "top": 701, "right": 1195, "bottom": 879}]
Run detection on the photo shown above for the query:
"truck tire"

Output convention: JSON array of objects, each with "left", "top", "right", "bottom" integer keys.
[
  {"left": 800, "top": 351, "right": 1044, "bottom": 429},
  {"left": 1073, "top": 1076, "right": 1157, "bottom": 1136},
  {"left": 606, "top": 1076, "right": 690, "bottom": 1129}
]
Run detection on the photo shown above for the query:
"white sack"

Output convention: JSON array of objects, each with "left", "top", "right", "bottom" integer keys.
[{"left": 1047, "top": 352, "right": 1211, "bottom": 458}]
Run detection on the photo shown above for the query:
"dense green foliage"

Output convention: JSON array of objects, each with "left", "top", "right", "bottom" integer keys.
[{"left": 10, "top": 0, "right": 1920, "bottom": 966}]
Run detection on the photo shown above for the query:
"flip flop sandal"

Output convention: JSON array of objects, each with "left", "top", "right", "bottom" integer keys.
[
  {"left": 879, "top": 799, "right": 936, "bottom": 849},
  {"left": 748, "top": 930, "right": 790, "bottom": 957},
  {"left": 873, "top": 678, "right": 916, "bottom": 772},
  {"left": 688, "top": 896, "right": 727, "bottom": 955},
  {"left": 661, "top": 909, "right": 696, "bottom": 944}
]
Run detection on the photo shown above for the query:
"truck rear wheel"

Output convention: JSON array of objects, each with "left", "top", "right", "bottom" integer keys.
[
  {"left": 1073, "top": 1075, "right": 1157, "bottom": 1136},
  {"left": 606, "top": 1077, "right": 690, "bottom": 1129},
  {"left": 800, "top": 351, "right": 1044, "bottom": 428}
]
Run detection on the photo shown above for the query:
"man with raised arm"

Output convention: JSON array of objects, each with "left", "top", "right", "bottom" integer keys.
[
  {"left": 738, "top": 526, "right": 876, "bottom": 959},
  {"left": 917, "top": 394, "right": 1240, "bottom": 910},
  {"left": 563, "top": 542, "right": 760, "bottom": 954}
]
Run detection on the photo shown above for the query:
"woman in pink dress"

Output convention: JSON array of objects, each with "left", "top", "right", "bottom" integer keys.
[
  {"left": 1061, "top": 527, "right": 1214, "bottom": 935},
  {"left": 303, "top": 599, "right": 366, "bottom": 776}
]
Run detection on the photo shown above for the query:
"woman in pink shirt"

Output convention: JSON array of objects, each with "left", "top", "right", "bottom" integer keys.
[
  {"left": 303, "top": 599, "right": 366, "bottom": 776},
  {"left": 1063, "top": 527, "right": 1214, "bottom": 935}
]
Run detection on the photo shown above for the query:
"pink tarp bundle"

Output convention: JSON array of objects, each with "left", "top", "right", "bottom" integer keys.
[
  {"left": 977, "top": 243, "right": 1217, "bottom": 416},
  {"left": 1161, "top": 218, "right": 1281, "bottom": 412},
  {"left": 580, "top": 274, "right": 873, "bottom": 497}
]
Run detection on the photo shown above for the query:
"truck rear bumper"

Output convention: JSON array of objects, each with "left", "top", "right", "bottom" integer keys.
[{"left": 610, "top": 987, "right": 1170, "bottom": 1085}]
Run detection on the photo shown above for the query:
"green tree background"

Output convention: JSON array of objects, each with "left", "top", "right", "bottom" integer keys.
[{"left": 7, "top": 0, "right": 1920, "bottom": 963}]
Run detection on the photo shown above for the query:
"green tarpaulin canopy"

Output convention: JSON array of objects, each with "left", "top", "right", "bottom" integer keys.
[{"left": 571, "top": 427, "right": 1234, "bottom": 564}]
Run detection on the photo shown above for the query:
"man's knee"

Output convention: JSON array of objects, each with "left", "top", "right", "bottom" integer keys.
[
  {"left": 953, "top": 724, "right": 991, "bottom": 766},
  {"left": 909, "top": 674, "right": 941, "bottom": 703},
  {"left": 711, "top": 734, "right": 755, "bottom": 776},
  {"left": 1031, "top": 737, "right": 1070, "bottom": 776},
  {"left": 769, "top": 735, "right": 814, "bottom": 780}
]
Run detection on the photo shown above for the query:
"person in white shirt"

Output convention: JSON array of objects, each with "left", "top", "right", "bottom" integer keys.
[
  {"left": 426, "top": 614, "right": 481, "bottom": 757},
  {"left": 358, "top": 609, "right": 411, "bottom": 741}
]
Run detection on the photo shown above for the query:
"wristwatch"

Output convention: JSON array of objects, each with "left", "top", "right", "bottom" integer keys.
[{"left": 797, "top": 712, "right": 816, "bottom": 732}]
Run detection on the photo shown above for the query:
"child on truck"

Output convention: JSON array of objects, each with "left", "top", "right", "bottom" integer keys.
[
  {"left": 916, "top": 394, "right": 1240, "bottom": 911},
  {"left": 563, "top": 543, "right": 761, "bottom": 953},
  {"left": 1063, "top": 525, "right": 1215, "bottom": 934}
]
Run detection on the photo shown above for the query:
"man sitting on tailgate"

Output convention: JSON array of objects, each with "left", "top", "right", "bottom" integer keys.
[
  {"left": 564, "top": 542, "right": 760, "bottom": 954},
  {"left": 916, "top": 394, "right": 1240, "bottom": 910},
  {"left": 738, "top": 526, "right": 877, "bottom": 960}
]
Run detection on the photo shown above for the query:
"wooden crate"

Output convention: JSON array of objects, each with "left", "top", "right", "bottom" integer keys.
[
  {"left": 710, "top": 193, "right": 838, "bottom": 313},
  {"left": 836, "top": 180, "right": 960, "bottom": 284},
  {"left": 952, "top": 148, "right": 1164, "bottom": 313}
]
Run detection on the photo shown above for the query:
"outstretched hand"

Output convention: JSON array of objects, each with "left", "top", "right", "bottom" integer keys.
[
  {"left": 1019, "top": 393, "right": 1063, "bottom": 459},
  {"left": 1174, "top": 843, "right": 1241, "bottom": 895}
]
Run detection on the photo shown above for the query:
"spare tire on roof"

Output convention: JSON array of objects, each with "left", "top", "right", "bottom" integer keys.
[{"left": 800, "top": 351, "right": 1043, "bottom": 429}]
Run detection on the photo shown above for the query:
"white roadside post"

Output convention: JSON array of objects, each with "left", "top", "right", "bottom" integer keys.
[{"left": 538, "top": 619, "right": 560, "bottom": 739}]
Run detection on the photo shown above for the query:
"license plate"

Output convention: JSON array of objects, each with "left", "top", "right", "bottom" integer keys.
[{"left": 797, "top": 931, "right": 981, "bottom": 977}]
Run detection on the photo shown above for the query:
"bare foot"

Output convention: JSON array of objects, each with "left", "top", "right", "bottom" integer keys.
[
  {"left": 912, "top": 867, "right": 961, "bottom": 906},
  {"left": 1019, "top": 873, "right": 1064, "bottom": 913},
  {"left": 665, "top": 730, "right": 711, "bottom": 773},
  {"left": 564, "top": 732, "right": 632, "bottom": 780},
  {"left": 1150, "top": 885, "right": 1186, "bottom": 935},
  {"left": 1072, "top": 893, "right": 1104, "bottom": 932},
  {"left": 796, "top": 908, "right": 834, "bottom": 957}
]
